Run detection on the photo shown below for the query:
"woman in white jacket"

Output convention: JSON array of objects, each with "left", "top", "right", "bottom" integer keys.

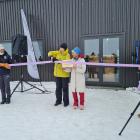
[{"left": 70, "top": 47, "right": 86, "bottom": 110}]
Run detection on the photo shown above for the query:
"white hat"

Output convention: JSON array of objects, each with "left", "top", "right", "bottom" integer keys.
[{"left": 0, "top": 44, "right": 4, "bottom": 50}]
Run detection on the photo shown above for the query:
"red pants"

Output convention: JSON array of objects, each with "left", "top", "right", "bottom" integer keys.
[{"left": 72, "top": 92, "right": 85, "bottom": 106}]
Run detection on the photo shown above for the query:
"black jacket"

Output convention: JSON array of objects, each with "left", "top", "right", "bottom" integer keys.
[{"left": 0, "top": 51, "right": 12, "bottom": 75}]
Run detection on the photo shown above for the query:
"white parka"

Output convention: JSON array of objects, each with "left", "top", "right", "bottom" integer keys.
[{"left": 70, "top": 58, "right": 86, "bottom": 93}]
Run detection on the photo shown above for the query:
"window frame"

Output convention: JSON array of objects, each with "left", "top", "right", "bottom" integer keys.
[{"left": 0, "top": 38, "right": 45, "bottom": 61}]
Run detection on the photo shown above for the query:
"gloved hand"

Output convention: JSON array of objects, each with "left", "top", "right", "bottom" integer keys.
[
  {"left": 51, "top": 57, "right": 59, "bottom": 62},
  {"left": 0, "top": 63, "right": 11, "bottom": 69}
]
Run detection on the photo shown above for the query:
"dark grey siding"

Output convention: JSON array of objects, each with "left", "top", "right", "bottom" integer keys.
[{"left": 0, "top": 0, "right": 140, "bottom": 87}]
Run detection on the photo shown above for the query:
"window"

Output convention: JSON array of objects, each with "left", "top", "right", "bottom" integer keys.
[
  {"left": 0, "top": 42, "right": 12, "bottom": 56},
  {"left": 32, "top": 40, "right": 43, "bottom": 61},
  {"left": 0, "top": 40, "right": 44, "bottom": 61}
]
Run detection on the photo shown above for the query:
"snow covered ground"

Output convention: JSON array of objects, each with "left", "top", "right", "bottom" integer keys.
[{"left": 0, "top": 82, "right": 140, "bottom": 140}]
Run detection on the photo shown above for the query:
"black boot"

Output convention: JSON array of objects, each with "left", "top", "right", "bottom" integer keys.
[
  {"left": 54, "top": 101, "right": 61, "bottom": 106},
  {"left": 1, "top": 99, "right": 6, "bottom": 104},
  {"left": 6, "top": 97, "right": 11, "bottom": 104},
  {"left": 64, "top": 102, "right": 69, "bottom": 107}
]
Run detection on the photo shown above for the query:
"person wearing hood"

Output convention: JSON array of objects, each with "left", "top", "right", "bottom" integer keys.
[
  {"left": 70, "top": 47, "right": 86, "bottom": 110},
  {"left": 0, "top": 45, "right": 12, "bottom": 104},
  {"left": 48, "top": 43, "right": 70, "bottom": 107}
]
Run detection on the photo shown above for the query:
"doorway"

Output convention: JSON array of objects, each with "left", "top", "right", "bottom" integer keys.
[{"left": 82, "top": 34, "right": 125, "bottom": 87}]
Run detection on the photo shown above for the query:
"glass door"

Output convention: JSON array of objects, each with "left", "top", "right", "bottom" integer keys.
[
  {"left": 82, "top": 34, "right": 124, "bottom": 87},
  {"left": 102, "top": 38, "right": 120, "bottom": 82},
  {"left": 84, "top": 39, "right": 100, "bottom": 82}
]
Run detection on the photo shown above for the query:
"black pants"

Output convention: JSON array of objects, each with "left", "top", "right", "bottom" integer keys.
[
  {"left": 55, "top": 77, "right": 69, "bottom": 105},
  {"left": 0, "top": 75, "right": 11, "bottom": 101}
]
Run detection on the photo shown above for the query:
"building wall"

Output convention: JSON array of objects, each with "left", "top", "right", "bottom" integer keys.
[{"left": 0, "top": 0, "right": 140, "bottom": 87}]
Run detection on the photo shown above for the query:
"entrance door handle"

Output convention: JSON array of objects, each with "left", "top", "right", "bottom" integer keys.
[{"left": 100, "top": 57, "right": 103, "bottom": 63}]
